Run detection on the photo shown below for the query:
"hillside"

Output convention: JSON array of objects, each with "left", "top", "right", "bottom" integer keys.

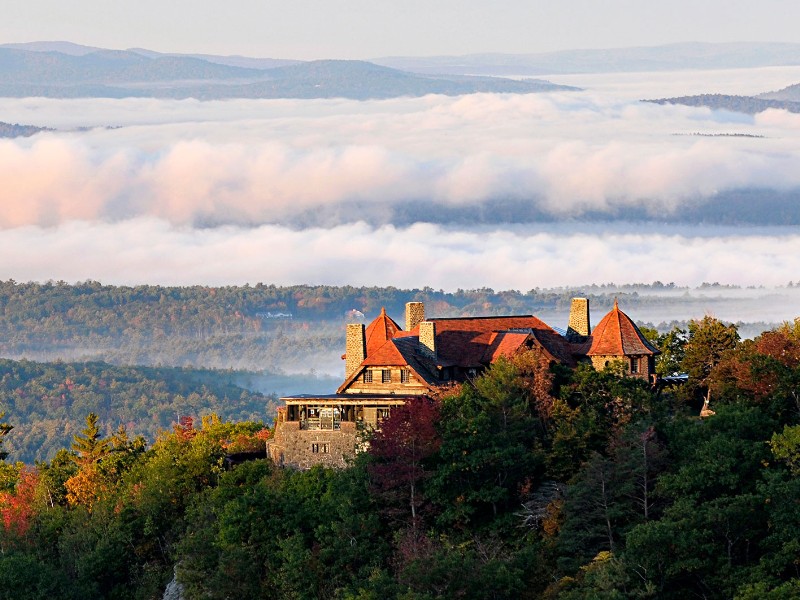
[
  {"left": 0, "top": 46, "right": 577, "bottom": 100},
  {"left": 0, "top": 121, "right": 51, "bottom": 138},
  {"left": 0, "top": 319, "right": 798, "bottom": 599},
  {"left": 0, "top": 358, "right": 280, "bottom": 463},
  {"left": 646, "top": 93, "right": 800, "bottom": 114},
  {"left": 759, "top": 81, "right": 800, "bottom": 101}
]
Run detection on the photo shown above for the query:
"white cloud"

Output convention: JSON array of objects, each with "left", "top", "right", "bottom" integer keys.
[
  {"left": 1, "top": 67, "right": 799, "bottom": 295},
  {"left": 1, "top": 86, "right": 799, "bottom": 227}
]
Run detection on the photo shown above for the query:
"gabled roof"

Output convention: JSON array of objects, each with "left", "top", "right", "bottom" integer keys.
[
  {"left": 588, "top": 300, "right": 660, "bottom": 357},
  {"left": 365, "top": 307, "right": 402, "bottom": 356},
  {"left": 336, "top": 336, "right": 438, "bottom": 393},
  {"left": 481, "top": 331, "right": 531, "bottom": 364}
]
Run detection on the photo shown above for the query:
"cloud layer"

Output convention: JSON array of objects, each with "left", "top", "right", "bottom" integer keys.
[
  {"left": 1, "top": 67, "right": 799, "bottom": 296},
  {"left": 2, "top": 67, "right": 800, "bottom": 228}
]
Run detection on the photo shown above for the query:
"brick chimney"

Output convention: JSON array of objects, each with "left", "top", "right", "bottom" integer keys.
[
  {"left": 405, "top": 301, "right": 425, "bottom": 331},
  {"left": 345, "top": 323, "right": 366, "bottom": 377},
  {"left": 419, "top": 321, "right": 436, "bottom": 358},
  {"left": 567, "top": 297, "right": 591, "bottom": 339}
]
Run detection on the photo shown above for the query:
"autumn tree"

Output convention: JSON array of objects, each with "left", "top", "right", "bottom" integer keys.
[
  {"left": 65, "top": 413, "right": 112, "bottom": 508},
  {"left": 368, "top": 396, "right": 441, "bottom": 531}
]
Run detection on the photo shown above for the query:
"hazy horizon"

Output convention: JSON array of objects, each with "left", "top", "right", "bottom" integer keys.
[{"left": 3, "top": 3, "right": 800, "bottom": 60}]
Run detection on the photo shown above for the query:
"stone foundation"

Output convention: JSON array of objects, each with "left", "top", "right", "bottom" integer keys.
[{"left": 269, "top": 421, "right": 358, "bottom": 469}]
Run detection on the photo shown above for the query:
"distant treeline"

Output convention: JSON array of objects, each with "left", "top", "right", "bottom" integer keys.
[
  {"left": 646, "top": 94, "right": 800, "bottom": 114},
  {"left": 0, "top": 121, "right": 51, "bottom": 138},
  {"left": 0, "top": 358, "right": 279, "bottom": 463},
  {"left": 0, "top": 280, "right": 785, "bottom": 370}
]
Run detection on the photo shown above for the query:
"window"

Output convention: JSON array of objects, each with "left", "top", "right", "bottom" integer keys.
[
  {"left": 312, "top": 443, "right": 329, "bottom": 454},
  {"left": 400, "top": 369, "right": 410, "bottom": 383},
  {"left": 311, "top": 443, "right": 319, "bottom": 453},
  {"left": 630, "top": 358, "right": 639, "bottom": 373},
  {"left": 382, "top": 369, "right": 391, "bottom": 383},
  {"left": 363, "top": 370, "right": 373, "bottom": 383}
]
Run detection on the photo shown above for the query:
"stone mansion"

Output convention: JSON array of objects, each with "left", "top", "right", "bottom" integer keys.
[{"left": 268, "top": 298, "right": 659, "bottom": 468}]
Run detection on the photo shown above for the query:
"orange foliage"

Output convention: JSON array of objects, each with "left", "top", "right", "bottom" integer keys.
[{"left": 65, "top": 464, "right": 110, "bottom": 510}]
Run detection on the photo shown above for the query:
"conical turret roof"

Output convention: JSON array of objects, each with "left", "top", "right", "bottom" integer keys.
[
  {"left": 364, "top": 307, "right": 402, "bottom": 356},
  {"left": 588, "top": 300, "right": 660, "bottom": 357}
]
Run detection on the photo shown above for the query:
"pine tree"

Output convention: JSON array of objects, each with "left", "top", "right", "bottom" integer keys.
[{"left": 71, "top": 413, "right": 110, "bottom": 465}]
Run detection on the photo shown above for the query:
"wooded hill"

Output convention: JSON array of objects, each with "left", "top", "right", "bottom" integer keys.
[
  {"left": 0, "top": 316, "right": 797, "bottom": 598},
  {"left": 0, "top": 279, "right": 782, "bottom": 372},
  {"left": 0, "top": 46, "right": 576, "bottom": 100},
  {"left": 0, "top": 359, "right": 279, "bottom": 463}
]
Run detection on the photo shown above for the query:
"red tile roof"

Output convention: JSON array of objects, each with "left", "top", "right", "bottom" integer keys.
[
  {"left": 588, "top": 300, "right": 660, "bottom": 357},
  {"left": 481, "top": 332, "right": 530, "bottom": 363},
  {"left": 365, "top": 307, "right": 402, "bottom": 356},
  {"left": 411, "top": 315, "right": 577, "bottom": 367}
]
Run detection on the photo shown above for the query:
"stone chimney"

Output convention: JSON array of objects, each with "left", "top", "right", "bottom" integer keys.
[
  {"left": 419, "top": 321, "right": 436, "bottom": 358},
  {"left": 567, "top": 297, "right": 591, "bottom": 339},
  {"left": 345, "top": 323, "right": 366, "bottom": 377},
  {"left": 405, "top": 301, "right": 425, "bottom": 331}
]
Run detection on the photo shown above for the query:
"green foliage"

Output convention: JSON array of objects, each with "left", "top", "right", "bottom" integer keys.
[
  {"left": 770, "top": 425, "right": 800, "bottom": 475},
  {"left": 680, "top": 316, "right": 740, "bottom": 405},
  {"left": 0, "top": 358, "right": 277, "bottom": 462},
  {"left": 1, "top": 314, "right": 799, "bottom": 598},
  {"left": 429, "top": 358, "right": 544, "bottom": 529}
]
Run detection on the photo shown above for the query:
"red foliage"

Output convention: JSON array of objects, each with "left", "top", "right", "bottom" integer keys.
[
  {"left": 0, "top": 467, "right": 39, "bottom": 540},
  {"left": 368, "top": 397, "right": 441, "bottom": 526},
  {"left": 755, "top": 330, "right": 800, "bottom": 367}
]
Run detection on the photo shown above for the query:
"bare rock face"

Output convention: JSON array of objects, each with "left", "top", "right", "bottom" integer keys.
[{"left": 162, "top": 567, "right": 185, "bottom": 600}]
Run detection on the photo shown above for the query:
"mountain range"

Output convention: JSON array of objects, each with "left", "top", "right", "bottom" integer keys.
[{"left": 0, "top": 42, "right": 577, "bottom": 100}]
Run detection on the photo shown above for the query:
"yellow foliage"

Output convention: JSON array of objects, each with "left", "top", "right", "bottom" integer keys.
[{"left": 65, "top": 464, "right": 109, "bottom": 510}]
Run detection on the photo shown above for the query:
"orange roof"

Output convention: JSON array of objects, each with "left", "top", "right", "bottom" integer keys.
[
  {"left": 481, "top": 331, "right": 530, "bottom": 363},
  {"left": 365, "top": 307, "right": 402, "bottom": 356},
  {"left": 588, "top": 300, "right": 660, "bottom": 357},
  {"left": 363, "top": 338, "right": 408, "bottom": 367}
]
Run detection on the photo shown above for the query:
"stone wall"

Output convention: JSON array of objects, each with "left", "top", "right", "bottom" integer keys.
[
  {"left": 269, "top": 421, "right": 357, "bottom": 469},
  {"left": 405, "top": 301, "right": 425, "bottom": 332},
  {"left": 567, "top": 297, "right": 591, "bottom": 338},
  {"left": 419, "top": 321, "right": 436, "bottom": 358},
  {"left": 345, "top": 323, "right": 366, "bottom": 377}
]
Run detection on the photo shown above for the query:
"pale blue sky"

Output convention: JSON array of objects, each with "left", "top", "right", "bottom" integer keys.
[{"left": 4, "top": 1, "right": 800, "bottom": 59}]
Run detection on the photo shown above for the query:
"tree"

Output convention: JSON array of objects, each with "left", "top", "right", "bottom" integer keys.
[
  {"left": 368, "top": 396, "right": 441, "bottom": 531},
  {"left": 681, "top": 316, "right": 739, "bottom": 409},
  {"left": 428, "top": 358, "right": 543, "bottom": 529},
  {"left": 655, "top": 326, "right": 687, "bottom": 377},
  {"left": 0, "top": 414, "right": 11, "bottom": 462},
  {"left": 70, "top": 413, "right": 110, "bottom": 466}
]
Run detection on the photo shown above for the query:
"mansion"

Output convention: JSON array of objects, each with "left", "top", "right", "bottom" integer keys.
[{"left": 268, "top": 298, "right": 659, "bottom": 468}]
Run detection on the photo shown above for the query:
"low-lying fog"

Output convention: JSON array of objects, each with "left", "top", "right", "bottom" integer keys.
[{"left": 1, "top": 66, "right": 799, "bottom": 326}]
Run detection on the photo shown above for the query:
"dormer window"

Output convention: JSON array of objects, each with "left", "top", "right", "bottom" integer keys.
[
  {"left": 400, "top": 369, "right": 410, "bottom": 383},
  {"left": 382, "top": 369, "right": 391, "bottom": 383}
]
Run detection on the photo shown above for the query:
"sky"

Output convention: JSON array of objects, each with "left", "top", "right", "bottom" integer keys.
[{"left": 3, "top": 1, "right": 800, "bottom": 59}]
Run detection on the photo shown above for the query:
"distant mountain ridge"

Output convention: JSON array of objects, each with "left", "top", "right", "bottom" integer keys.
[
  {"left": 0, "top": 42, "right": 576, "bottom": 100},
  {"left": 373, "top": 42, "right": 800, "bottom": 76},
  {"left": 646, "top": 94, "right": 800, "bottom": 115},
  {"left": 0, "top": 121, "right": 51, "bottom": 138}
]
